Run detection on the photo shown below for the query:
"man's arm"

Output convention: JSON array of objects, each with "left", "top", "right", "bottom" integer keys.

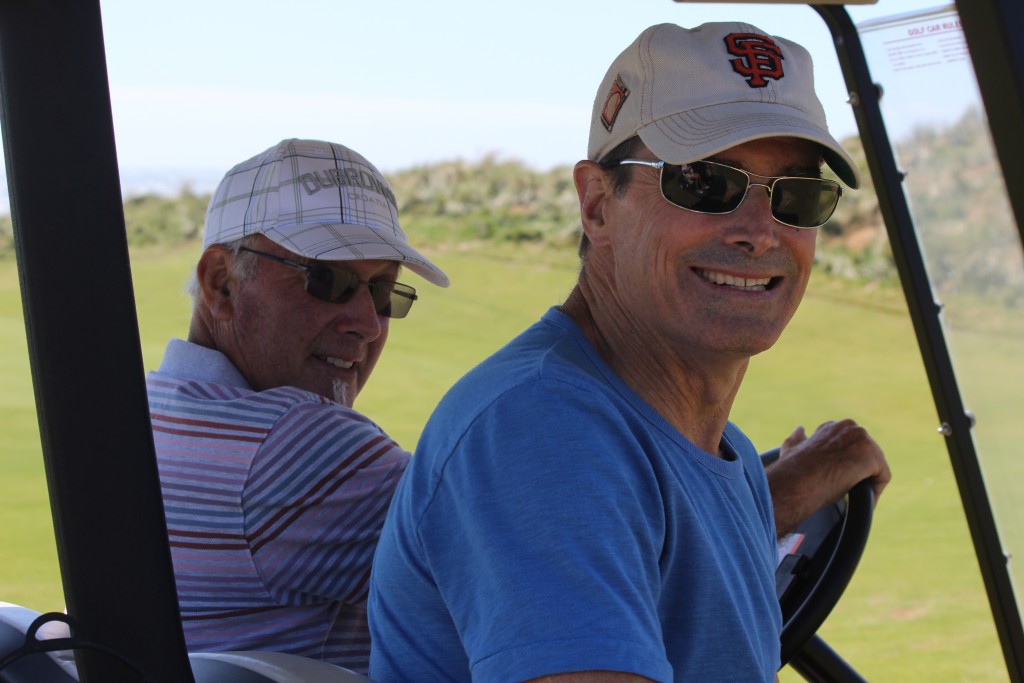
[
  {"left": 766, "top": 419, "right": 891, "bottom": 538},
  {"left": 525, "top": 673, "right": 655, "bottom": 682},
  {"left": 246, "top": 401, "right": 410, "bottom": 603},
  {"left": 525, "top": 672, "right": 778, "bottom": 682}
]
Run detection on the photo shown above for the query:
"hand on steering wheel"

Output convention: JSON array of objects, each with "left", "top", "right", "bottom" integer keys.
[{"left": 766, "top": 446, "right": 875, "bottom": 667}]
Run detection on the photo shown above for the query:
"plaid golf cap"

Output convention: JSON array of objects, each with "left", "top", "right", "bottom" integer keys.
[
  {"left": 589, "top": 22, "right": 860, "bottom": 188},
  {"left": 203, "top": 138, "right": 449, "bottom": 287}
]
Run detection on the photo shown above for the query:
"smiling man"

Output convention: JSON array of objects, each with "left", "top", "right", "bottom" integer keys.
[
  {"left": 145, "top": 138, "right": 448, "bottom": 675},
  {"left": 369, "top": 23, "right": 888, "bottom": 683}
]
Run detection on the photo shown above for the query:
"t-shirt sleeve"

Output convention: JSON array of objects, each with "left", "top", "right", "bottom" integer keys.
[
  {"left": 415, "top": 380, "right": 675, "bottom": 683},
  {"left": 242, "top": 402, "right": 410, "bottom": 605}
]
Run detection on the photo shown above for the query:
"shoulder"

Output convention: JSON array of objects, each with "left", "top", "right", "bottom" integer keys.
[
  {"left": 246, "top": 396, "right": 410, "bottom": 508},
  {"left": 260, "top": 391, "right": 407, "bottom": 458},
  {"left": 428, "top": 309, "right": 616, "bottom": 433},
  {"left": 409, "top": 363, "right": 654, "bottom": 521},
  {"left": 422, "top": 355, "right": 626, "bottom": 472}
]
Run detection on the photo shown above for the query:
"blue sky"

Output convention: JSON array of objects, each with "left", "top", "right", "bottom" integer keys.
[
  {"left": 3, "top": 1, "right": 964, "bottom": 201},
  {"left": 98, "top": 1, "right": 869, "bottom": 177}
]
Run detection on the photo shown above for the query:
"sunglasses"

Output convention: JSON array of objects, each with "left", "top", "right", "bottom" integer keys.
[
  {"left": 615, "top": 158, "right": 843, "bottom": 229},
  {"left": 239, "top": 247, "right": 418, "bottom": 319}
]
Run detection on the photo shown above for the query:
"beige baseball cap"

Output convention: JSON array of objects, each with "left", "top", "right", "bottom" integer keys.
[
  {"left": 588, "top": 22, "right": 860, "bottom": 188},
  {"left": 203, "top": 138, "right": 449, "bottom": 287}
]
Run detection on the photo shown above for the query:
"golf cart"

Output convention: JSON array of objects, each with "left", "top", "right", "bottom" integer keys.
[{"left": 0, "top": 0, "right": 1021, "bottom": 681}]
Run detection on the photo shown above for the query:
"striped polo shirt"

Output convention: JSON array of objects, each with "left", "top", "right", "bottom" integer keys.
[{"left": 146, "top": 339, "right": 410, "bottom": 674}]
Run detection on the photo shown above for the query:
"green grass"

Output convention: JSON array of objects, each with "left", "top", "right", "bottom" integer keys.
[
  {"left": 739, "top": 276, "right": 1009, "bottom": 681},
  {"left": 0, "top": 245, "right": 1013, "bottom": 680}
]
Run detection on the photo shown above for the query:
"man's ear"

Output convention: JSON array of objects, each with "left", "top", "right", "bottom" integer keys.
[
  {"left": 573, "top": 160, "right": 614, "bottom": 249},
  {"left": 195, "top": 246, "right": 237, "bottom": 321}
]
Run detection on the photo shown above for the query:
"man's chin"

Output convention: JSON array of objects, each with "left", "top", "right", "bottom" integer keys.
[{"left": 326, "top": 378, "right": 351, "bottom": 406}]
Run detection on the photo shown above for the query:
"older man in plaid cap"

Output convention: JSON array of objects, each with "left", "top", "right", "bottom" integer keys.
[{"left": 147, "top": 138, "right": 447, "bottom": 675}]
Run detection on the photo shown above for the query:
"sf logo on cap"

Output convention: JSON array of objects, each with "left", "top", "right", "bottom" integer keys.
[{"left": 724, "top": 33, "right": 785, "bottom": 88}]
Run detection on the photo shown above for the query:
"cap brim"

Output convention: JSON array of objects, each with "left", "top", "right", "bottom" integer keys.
[
  {"left": 263, "top": 223, "right": 450, "bottom": 288},
  {"left": 638, "top": 102, "right": 861, "bottom": 189}
]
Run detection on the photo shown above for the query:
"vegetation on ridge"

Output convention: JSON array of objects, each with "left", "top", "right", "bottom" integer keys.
[{"left": 1, "top": 108, "right": 1018, "bottom": 303}]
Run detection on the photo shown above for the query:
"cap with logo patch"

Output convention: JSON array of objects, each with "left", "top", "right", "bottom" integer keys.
[
  {"left": 203, "top": 138, "right": 449, "bottom": 287},
  {"left": 588, "top": 22, "right": 860, "bottom": 188}
]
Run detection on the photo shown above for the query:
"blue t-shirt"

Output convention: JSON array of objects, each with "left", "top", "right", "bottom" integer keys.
[{"left": 369, "top": 308, "right": 781, "bottom": 682}]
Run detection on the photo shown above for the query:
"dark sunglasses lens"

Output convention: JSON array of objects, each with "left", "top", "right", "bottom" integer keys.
[
  {"left": 368, "top": 281, "right": 396, "bottom": 317},
  {"left": 371, "top": 282, "right": 417, "bottom": 319},
  {"left": 305, "top": 265, "right": 360, "bottom": 303},
  {"left": 301, "top": 260, "right": 417, "bottom": 318},
  {"left": 660, "top": 161, "right": 748, "bottom": 213},
  {"left": 771, "top": 179, "right": 841, "bottom": 228}
]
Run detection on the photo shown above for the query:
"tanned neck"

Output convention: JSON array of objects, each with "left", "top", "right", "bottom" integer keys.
[{"left": 560, "top": 277, "right": 746, "bottom": 456}]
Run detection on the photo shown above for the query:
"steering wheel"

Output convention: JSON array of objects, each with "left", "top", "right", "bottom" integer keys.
[{"left": 765, "top": 448, "right": 875, "bottom": 667}]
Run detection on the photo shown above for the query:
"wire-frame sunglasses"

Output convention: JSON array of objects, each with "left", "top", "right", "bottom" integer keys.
[
  {"left": 615, "top": 158, "right": 843, "bottom": 229},
  {"left": 239, "top": 247, "right": 418, "bottom": 319}
]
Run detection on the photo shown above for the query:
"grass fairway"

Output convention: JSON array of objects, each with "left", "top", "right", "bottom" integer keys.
[
  {"left": 737, "top": 277, "right": 1007, "bottom": 681},
  {"left": 0, "top": 244, "right": 1012, "bottom": 680}
]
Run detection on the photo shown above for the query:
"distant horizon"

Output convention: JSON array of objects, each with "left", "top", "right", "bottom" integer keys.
[
  {"left": 0, "top": 127, "right": 869, "bottom": 217},
  {"left": 0, "top": 112, "right": 974, "bottom": 217}
]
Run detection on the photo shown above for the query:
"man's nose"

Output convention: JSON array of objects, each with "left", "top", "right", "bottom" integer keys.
[
  {"left": 725, "top": 184, "right": 781, "bottom": 256},
  {"left": 337, "top": 284, "right": 384, "bottom": 341}
]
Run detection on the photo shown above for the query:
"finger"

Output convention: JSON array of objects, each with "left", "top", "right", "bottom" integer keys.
[
  {"left": 780, "top": 425, "right": 807, "bottom": 453},
  {"left": 871, "top": 476, "right": 889, "bottom": 504},
  {"left": 870, "top": 451, "right": 892, "bottom": 501},
  {"left": 813, "top": 419, "right": 838, "bottom": 434}
]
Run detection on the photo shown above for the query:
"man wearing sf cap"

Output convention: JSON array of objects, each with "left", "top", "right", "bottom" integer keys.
[
  {"left": 368, "top": 23, "right": 890, "bottom": 682},
  {"left": 146, "top": 138, "right": 448, "bottom": 675}
]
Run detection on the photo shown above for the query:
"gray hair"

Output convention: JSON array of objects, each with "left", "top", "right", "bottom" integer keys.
[{"left": 186, "top": 235, "right": 263, "bottom": 303}]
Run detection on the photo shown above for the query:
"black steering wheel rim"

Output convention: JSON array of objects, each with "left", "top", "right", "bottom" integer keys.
[{"left": 776, "top": 474, "right": 874, "bottom": 667}]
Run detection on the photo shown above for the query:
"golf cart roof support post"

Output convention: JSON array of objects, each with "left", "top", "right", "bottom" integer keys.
[
  {"left": 953, "top": 0, "right": 1024, "bottom": 250},
  {"left": 0, "top": 0, "right": 196, "bottom": 681},
  {"left": 813, "top": 5, "right": 1024, "bottom": 682}
]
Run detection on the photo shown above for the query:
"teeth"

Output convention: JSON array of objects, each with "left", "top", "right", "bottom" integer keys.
[
  {"left": 699, "top": 269, "right": 771, "bottom": 291},
  {"left": 323, "top": 356, "right": 354, "bottom": 369}
]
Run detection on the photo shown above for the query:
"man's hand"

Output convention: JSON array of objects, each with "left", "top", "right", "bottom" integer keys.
[{"left": 766, "top": 419, "right": 891, "bottom": 538}]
